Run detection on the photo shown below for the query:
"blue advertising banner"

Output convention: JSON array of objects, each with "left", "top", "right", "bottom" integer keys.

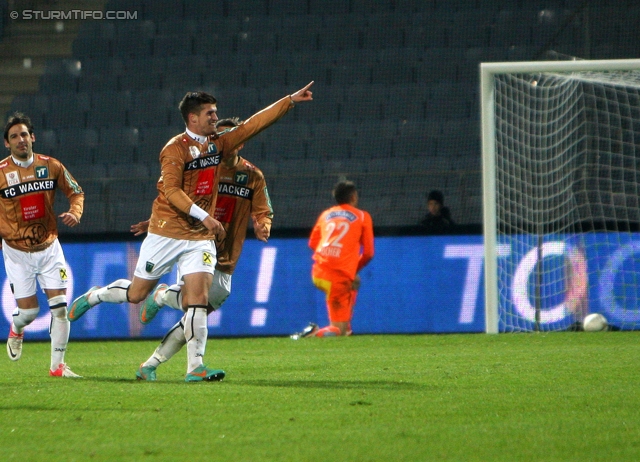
[
  {"left": 0, "top": 235, "right": 487, "bottom": 340},
  {"left": 498, "top": 234, "right": 640, "bottom": 330},
  {"left": 1, "top": 233, "right": 637, "bottom": 339}
]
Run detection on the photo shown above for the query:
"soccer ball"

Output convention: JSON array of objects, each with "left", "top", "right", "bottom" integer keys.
[{"left": 583, "top": 313, "right": 608, "bottom": 332}]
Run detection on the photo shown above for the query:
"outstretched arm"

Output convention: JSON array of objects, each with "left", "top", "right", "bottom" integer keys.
[{"left": 217, "top": 81, "right": 315, "bottom": 154}]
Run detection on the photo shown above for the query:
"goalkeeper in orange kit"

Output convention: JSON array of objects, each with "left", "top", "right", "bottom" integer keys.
[{"left": 291, "top": 180, "right": 374, "bottom": 338}]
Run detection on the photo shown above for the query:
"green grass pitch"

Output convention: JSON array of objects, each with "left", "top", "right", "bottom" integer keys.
[{"left": 1, "top": 332, "right": 639, "bottom": 461}]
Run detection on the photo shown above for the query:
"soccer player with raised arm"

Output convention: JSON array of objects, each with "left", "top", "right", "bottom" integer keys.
[
  {"left": 131, "top": 117, "right": 274, "bottom": 381},
  {"left": 3, "top": 112, "right": 84, "bottom": 377},
  {"left": 68, "top": 83, "right": 313, "bottom": 382},
  {"left": 292, "top": 180, "right": 374, "bottom": 339}
]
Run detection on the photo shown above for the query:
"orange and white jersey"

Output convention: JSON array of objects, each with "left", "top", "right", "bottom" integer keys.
[
  {"left": 0, "top": 153, "right": 83, "bottom": 252},
  {"left": 214, "top": 156, "right": 273, "bottom": 274},
  {"left": 309, "top": 203, "right": 374, "bottom": 281},
  {"left": 148, "top": 96, "right": 292, "bottom": 241}
]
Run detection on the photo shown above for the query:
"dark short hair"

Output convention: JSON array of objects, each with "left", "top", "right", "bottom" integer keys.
[
  {"left": 216, "top": 117, "right": 243, "bottom": 130},
  {"left": 178, "top": 91, "right": 217, "bottom": 124},
  {"left": 427, "top": 190, "right": 444, "bottom": 204},
  {"left": 333, "top": 180, "right": 357, "bottom": 205},
  {"left": 4, "top": 112, "right": 34, "bottom": 142}
]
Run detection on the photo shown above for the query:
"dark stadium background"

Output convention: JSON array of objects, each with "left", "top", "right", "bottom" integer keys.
[
  {"left": 1, "top": 1, "right": 639, "bottom": 339},
  {"left": 3, "top": 0, "right": 636, "bottom": 240}
]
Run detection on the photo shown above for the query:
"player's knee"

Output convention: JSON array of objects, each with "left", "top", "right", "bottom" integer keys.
[
  {"left": 126, "top": 284, "right": 149, "bottom": 304},
  {"left": 128, "top": 294, "right": 145, "bottom": 304},
  {"left": 48, "top": 295, "right": 68, "bottom": 315},
  {"left": 12, "top": 307, "right": 39, "bottom": 326},
  {"left": 126, "top": 289, "right": 146, "bottom": 304}
]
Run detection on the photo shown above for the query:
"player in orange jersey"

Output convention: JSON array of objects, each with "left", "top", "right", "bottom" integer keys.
[
  {"left": 2, "top": 112, "right": 84, "bottom": 377},
  {"left": 292, "top": 180, "right": 374, "bottom": 339}
]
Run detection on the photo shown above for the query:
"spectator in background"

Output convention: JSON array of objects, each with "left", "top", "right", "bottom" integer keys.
[{"left": 420, "top": 189, "right": 455, "bottom": 234}]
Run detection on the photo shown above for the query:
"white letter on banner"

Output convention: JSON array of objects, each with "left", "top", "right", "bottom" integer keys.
[
  {"left": 444, "top": 244, "right": 483, "bottom": 324},
  {"left": 511, "top": 241, "right": 567, "bottom": 323},
  {"left": 444, "top": 243, "right": 510, "bottom": 324},
  {"left": 252, "top": 247, "right": 277, "bottom": 327}
]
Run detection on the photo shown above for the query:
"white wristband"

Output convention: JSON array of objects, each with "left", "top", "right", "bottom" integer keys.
[{"left": 189, "top": 204, "right": 209, "bottom": 221}]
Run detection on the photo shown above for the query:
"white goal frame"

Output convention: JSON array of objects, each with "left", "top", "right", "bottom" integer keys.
[{"left": 480, "top": 58, "right": 640, "bottom": 334}]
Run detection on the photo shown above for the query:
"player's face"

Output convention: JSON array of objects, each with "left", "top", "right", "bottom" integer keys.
[
  {"left": 191, "top": 104, "right": 218, "bottom": 136},
  {"left": 4, "top": 124, "right": 35, "bottom": 161}
]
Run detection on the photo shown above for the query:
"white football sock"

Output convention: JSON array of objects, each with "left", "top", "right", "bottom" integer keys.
[
  {"left": 89, "top": 279, "right": 131, "bottom": 305},
  {"left": 160, "top": 284, "right": 183, "bottom": 311},
  {"left": 184, "top": 306, "right": 208, "bottom": 372},
  {"left": 143, "top": 321, "right": 186, "bottom": 368},
  {"left": 49, "top": 300, "right": 69, "bottom": 369},
  {"left": 12, "top": 307, "right": 39, "bottom": 333}
]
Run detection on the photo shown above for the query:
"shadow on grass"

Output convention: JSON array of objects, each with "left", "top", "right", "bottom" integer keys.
[
  {"left": 239, "top": 379, "right": 429, "bottom": 390},
  {"left": 3, "top": 377, "right": 432, "bottom": 390},
  {"left": 80, "top": 377, "right": 191, "bottom": 384},
  {"left": 0, "top": 404, "right": 162, "bottom": 412},
  {"left": 82, "top": 377, "right": 136, "bottom": 383},
  {"left": 70, "top": 378, "right": 431, "bottom": 390}
]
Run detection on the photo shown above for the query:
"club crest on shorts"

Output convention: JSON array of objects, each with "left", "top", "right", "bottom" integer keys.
[
  {"left": 59, "top": 268, "right": 68, "bottom": 281},
  {"left": 202, "top": 251, "right": 213, "bottom": 265},
  {"left": 145, "top": 261, "right": 155, "bottom": 273}
]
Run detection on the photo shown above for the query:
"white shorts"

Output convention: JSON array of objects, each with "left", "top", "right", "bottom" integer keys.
[
  {"left": 2, "top": 239, "right": 68, "bottom": 299},
  {"left": 134, "top": 233, "right": 216, "bottom": 281},
  {"left": 175, "top": 268, "right": 232, "bottom": 310}
]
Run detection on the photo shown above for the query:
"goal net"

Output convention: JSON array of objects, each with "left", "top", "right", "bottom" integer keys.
[{"left": 481, "top": 59, "right": 640, "bottom": 333}]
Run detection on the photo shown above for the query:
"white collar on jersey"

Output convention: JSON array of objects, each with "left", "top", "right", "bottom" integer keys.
[
  {"left": 185, "top": 128, "right": 207, "bottom": 144},
  {"left": 11, "top": 154, "right": 34, "bottom": 168}
]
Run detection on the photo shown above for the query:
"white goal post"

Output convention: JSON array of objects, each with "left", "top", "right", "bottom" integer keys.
[{"left": 481, "top": 59, "right": 640, "bottom": 333}]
